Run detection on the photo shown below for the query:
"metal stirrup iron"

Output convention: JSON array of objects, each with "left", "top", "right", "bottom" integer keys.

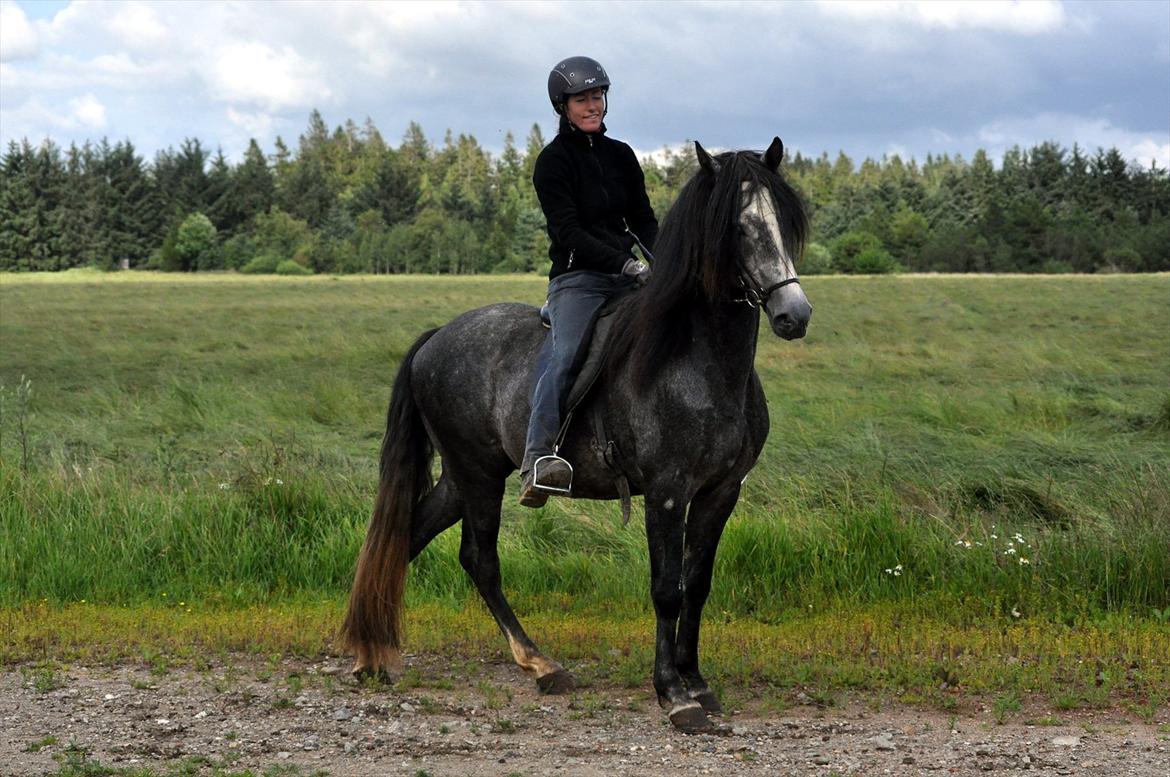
[{"left": 532, "top": 452, "right": 573, "bottom": 494}]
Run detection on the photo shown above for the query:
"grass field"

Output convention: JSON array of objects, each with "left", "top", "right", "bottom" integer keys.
[{"left": 2, "top": 270, "right": 1169, "bottom": 703}]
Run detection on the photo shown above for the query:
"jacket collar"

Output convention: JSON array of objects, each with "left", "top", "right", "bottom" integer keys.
[{"left": 558, "top": 113, "right": 607, "bottom": 143}]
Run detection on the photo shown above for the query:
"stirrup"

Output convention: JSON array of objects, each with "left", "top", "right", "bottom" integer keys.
[{"left": 532, "top": 453, "right": 573, "bottom": 494}]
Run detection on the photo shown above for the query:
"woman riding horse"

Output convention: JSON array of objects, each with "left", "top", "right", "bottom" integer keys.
[
  {"left": 342, "top": 122, "right": 812, "bottom": 732},
  {"left": 520, "top": 55, "right": 659, "bottom": 507}
]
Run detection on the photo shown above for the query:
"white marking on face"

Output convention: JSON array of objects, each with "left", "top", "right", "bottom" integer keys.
[
  {"left": 740, "top": 182, "right": 798, "bottom": 284},
  {"left": 663, "top": 498, "right": 675, "bottom": 510}
]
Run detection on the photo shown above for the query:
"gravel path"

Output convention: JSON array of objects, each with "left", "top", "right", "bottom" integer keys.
[{"left": 3, "top": 655, "right": 1167, "bottom": 776}]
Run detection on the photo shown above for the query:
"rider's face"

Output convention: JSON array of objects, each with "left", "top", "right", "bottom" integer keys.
[{"left": 565, "top": 89, "right": 605, "bottom": 133}]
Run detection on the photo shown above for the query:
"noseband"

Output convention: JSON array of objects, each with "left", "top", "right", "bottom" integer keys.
[{"left": 734, "top": 272, "right": 801, "bottom": 308}]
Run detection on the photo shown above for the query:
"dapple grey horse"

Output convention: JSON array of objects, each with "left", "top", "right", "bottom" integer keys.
[{"left": 342, "top": 138, "right": 811, "bottom": 733}]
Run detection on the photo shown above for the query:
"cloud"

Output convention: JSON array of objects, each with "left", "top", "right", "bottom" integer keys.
[
  {"left": 0, "top": 1, "right": 38, "bottom": 61},
  {"left": 976, "top": 112, "right": 1170, "bottom": 167},
  {"left": 68, "top": 92, "right": 106, "bottom": 129},
  {"left": 226, "top": 107, "right": 275, "bottom": 138},
  {"left": 206, "top": 41, "right": 331, "bottom": 112},
  {"left": 0, "top": 0, "right": 1165, "bottom": 170},
  {"left": 1, "top": 91, "right": 106, "bottom": 138},
  {"left": 816, "top": 0, "right": 1067, "bottom": 35},
  {"left": 102, "top": 1, "right": 169, "bottom": 50}
]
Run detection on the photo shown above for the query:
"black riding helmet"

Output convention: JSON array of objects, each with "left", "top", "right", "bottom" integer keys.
[{"left": 547, "top": 56, "right": 610, "bottom": 115}]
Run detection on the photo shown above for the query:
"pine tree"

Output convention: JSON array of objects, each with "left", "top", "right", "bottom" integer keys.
[
  {"left": 57, "top": 142, "right": 101, "bottom": 268},
  {"left": 353, "top": 148, "right": 417, "bottom": 227},
  {"left": 0, "top": 140, "right": 34, "bottom": 270},
  {"left": 400, "top": 122, "right": 431, "bottom": 168},
  {"left": 92, "top": 140, "right": 154, "bottom": 269},
  {"left": 204, "top": 149, "right": 233, "bottom": 231}
]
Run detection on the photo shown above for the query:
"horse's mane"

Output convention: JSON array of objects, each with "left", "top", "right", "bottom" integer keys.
[{"left": 607, "top": 148, "right": 809, "bottom": 386}]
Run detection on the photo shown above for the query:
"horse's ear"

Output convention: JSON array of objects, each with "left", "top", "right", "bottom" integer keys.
[
  {"left": 695, "top": 141, "right": 720, "bottom": 176},
  {"left": 763, "top": 136, "right": 784, "bottom": 171}
]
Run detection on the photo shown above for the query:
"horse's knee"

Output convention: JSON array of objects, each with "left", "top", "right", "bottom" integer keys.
[{"left": 650, "top": 583, "right": 683, "bottom": 620}]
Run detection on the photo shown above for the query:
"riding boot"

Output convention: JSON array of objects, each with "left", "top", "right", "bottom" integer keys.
[{"left": 518, "top": 456, "right": 573, "bottom": 508}]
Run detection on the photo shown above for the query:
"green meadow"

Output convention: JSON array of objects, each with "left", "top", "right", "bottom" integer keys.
[{"left": 2, "top": 271, "right": 1168, "bottom": 701}]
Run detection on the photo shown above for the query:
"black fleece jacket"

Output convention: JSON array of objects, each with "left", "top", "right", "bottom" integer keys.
[{"left": 533, "top": 117, "right": 658, "bottom": 280}]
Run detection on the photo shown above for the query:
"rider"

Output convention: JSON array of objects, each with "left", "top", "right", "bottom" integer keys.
[{"left": 519, "top": 55, "right": 659, "bottom": 508}]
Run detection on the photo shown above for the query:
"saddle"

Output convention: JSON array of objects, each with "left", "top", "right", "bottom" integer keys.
[{"left": 535, "top": 290, "right": 636, "bottom": 523}]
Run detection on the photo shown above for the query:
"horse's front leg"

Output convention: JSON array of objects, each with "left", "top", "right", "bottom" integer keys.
[
  {"left": 675, "top": 481, "right": 740, "bottom": 716},
  {"left": 645, "top": 492, "right": 712, "bottom": 733}
]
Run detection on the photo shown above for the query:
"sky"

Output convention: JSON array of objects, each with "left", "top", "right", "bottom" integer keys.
[{"left": 1, "top": 0, "right": 1168, "bottom": 168}]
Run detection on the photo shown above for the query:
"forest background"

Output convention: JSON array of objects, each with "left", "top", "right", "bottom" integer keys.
[{"left": 2, "top": 110, "right": 1167, "bottom": 277}]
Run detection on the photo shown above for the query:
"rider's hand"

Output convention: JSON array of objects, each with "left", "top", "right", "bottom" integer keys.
[{"left": 622, "top": 256, "right": 652, "bottom": 286}]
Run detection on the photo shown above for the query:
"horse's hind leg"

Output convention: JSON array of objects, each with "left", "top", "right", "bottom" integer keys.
[
  {"left": 458, "top": 476, "right": 574, "bottom": 695},
  {"left": 675, "top": 482, "right": 739, "bottom": 716},
  {"left": 408, "top": 475, "right": 462, "bottom": 559}
]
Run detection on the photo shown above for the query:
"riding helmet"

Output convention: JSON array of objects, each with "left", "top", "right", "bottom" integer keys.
[{"left": 547, "top": 56, "right": 610, "bottom": 114}]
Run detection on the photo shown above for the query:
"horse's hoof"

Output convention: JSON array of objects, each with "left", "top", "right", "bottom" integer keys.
[
  {"left": 669, "top": 700, "right": 713, "bottom": 733},
  {"left": 690, "top": 688, "right": 723, "bottom": 715},
  {"left": 536, "top": 669, "right": 575, "bottom": 695}
]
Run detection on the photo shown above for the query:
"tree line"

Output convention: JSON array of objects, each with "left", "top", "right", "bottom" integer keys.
[{"left": 1, "top": 109, "right": 1166, "bottom": 275}]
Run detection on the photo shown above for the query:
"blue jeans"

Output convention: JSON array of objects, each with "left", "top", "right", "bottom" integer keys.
[{"left": 523, "top": 271, "right": 634, "bottom": 471}]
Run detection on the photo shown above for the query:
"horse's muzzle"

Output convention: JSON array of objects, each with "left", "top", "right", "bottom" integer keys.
[
  {"left": 767, "top": 289, "right": 812, "bottom": 340},
  {"left": 772, "top": 314, "right": 808, "bottom": 340}
]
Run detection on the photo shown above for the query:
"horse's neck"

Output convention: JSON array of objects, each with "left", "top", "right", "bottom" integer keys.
[{"left": 694, "top": 304, "right": 761, "bottom": 389}]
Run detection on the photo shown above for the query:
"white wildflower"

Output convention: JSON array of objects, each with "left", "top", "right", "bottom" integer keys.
[
  {"left": 218, "top": 483, "right": 230, "bottom": 491},
  {"left": 1011, "top": 607, "right": 1021, "bottom": 618},
  {"left": 1004, "top": 547, "right": 1017, "bottom": 555},
  {"left": 1019, "top": 558, "right": 1031, "bottom": 565}
]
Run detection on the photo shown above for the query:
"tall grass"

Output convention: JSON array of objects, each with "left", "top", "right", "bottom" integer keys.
[
  {"left": 1, "top": 272, "right": 1168, "bottom": 623},
  {"left": 3, "top": 457, "right": 1166, "bottom": 621}
]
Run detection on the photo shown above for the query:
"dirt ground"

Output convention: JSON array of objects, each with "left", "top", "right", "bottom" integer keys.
[{"left": 3, "top": 654, "right": 1167, "bottom": 777}]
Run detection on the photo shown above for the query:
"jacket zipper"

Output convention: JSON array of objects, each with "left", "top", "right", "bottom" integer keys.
[
  {"left": 589, "top": 137, "right": 612, "bottom": 213},
  {"left": 568, "top": 249, "right": 574, "bottom": 269}
]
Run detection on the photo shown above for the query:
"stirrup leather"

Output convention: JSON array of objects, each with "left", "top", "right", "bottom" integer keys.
[{"left": 532, "top": 454, "right": 573, "bottom": 495}]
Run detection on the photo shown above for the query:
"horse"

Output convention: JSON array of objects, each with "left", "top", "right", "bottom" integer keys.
[{"left": 341, "top": 137, "right": 811, "bottom": 733}]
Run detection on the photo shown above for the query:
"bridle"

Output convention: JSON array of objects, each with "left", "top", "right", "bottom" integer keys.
[
  {"left": 734, "top": 272, "right": 801, "bottom": 308},
  {"left": 626, "top": 194, "right": 804, "bottom": 310},
  {"left": 732, "top": 182, "right": 802, "bottom": 308}
]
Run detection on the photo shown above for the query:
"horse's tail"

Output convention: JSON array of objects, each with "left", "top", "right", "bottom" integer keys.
[{"left": 341, "top": 328, "right": 440, "bottom": 670}]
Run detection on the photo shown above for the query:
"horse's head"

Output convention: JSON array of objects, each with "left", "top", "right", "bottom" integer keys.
[{"left": 696, "top": 138, "right": 812, "bottom": 340}]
